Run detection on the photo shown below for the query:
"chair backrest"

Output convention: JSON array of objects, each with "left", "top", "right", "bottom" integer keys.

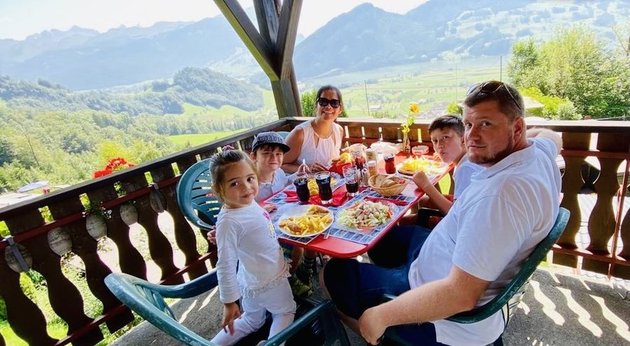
[
  {"left": 176, "top": 159, "right": 222, "bottom": 231},
  {"left": 447, "top": 207, "right": 570, "bottom": 323}
]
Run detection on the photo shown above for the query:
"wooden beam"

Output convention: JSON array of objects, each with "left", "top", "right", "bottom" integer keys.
[
  {"left": 214, "top": 0, "right": 279, "bottom": 80},
  {"left": 254, "top": 0, "right": 280, "bottom": 47},
  {"left": 277, "top": 0, "right": 302, "bottom": 79}
]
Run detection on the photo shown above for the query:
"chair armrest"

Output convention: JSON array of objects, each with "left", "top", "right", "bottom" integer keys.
[
  {"left": 191, "top": 217, "right": 215, "bottom": 232},
  {"left": 111, "top": 271, "right": 219, "bottom": 299},
  {"left": 105, "top": 272, "right": 219, "bottom": 346}
]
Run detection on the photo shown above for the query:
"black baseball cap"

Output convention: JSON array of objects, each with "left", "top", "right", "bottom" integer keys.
[{"left": 251, "top": 132, "right": 290, "bottom": 153}]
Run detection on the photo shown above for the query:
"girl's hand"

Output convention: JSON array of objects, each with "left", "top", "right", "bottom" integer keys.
[
  {"left": 221, "top": 302, "right": 241, "bottom": 335},
  {"left": 206, "top": 227, "right": 217, "bottom": 245},
  {"left": 412, "top": 171, "right": 431, "bottom": 191},
  {"left": 262, "top": 203, "right": 277, "bottom": 213}
]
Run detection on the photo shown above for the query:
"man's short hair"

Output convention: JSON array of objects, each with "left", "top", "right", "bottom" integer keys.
[
  {"left": 429, "top": 115, "right": 465, "bottom": 137},
  {"left": 464, "top": 81, "right": 524, "bottom": 121}
]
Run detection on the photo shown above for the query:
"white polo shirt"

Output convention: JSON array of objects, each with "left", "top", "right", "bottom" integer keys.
[{"left": 408, "top": 137, "right": 561, "bottom": 345}]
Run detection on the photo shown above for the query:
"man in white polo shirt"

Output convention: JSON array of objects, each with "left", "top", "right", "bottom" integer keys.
[{"left": 321, "top": 80, "right": 562, "bottom": 345}]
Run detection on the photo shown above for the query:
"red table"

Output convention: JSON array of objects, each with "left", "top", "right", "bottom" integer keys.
[{"left": 265, "top": 156, "right": 452, "bottom": 258}]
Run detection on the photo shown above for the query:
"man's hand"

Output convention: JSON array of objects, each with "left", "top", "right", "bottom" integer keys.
[
  {"left": 358, "top": 306, "right": 387, "bottom": 345},
  {"left": 221, "top": 302, "right": 241, "bottom": 335}
]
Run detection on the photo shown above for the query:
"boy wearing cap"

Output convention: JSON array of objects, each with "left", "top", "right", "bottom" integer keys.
[
  {"left": 209, "top": 132, "right": 313, "bottom": 298},
  {"left": 250, "top": 132, "right": 313, "bottom": 298},
  {"left": 250, "top": 131, "right": 293, "bottom": 202}
]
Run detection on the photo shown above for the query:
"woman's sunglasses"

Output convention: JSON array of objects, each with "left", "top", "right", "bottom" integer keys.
[
  {"left": 467, "top": 81, "right": 522, "bottom": 111},
  {"left": 317, "top": 97, "right": 341, "bottom": 108}
]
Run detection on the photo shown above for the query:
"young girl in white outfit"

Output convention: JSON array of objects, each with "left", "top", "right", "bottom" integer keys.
[{"left": 208, "top": 149, "right": 296, "bottom": 345}]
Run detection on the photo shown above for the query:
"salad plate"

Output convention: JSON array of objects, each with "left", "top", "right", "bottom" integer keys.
[{"left": 334, "top": 200, "right": 395, "bottom": 232}]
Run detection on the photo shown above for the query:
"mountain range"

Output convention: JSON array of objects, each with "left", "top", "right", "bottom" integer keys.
[{"left": 0, "top": 0, "right": 628, "bottom": 91}]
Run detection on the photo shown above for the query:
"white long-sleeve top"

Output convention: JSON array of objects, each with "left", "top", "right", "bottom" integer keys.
[{"left": 214, "top": 202, "right": 290, "bottom": 303}]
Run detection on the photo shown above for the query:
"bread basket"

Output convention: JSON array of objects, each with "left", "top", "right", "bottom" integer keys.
[{"left": 368, "top": 174, "right": 407, "bottom": 197}]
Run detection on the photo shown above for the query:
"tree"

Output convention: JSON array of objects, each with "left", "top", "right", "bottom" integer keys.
[
  {"left": 0, "top": 136, "right": 15, "bottom": 165},
  {"left": 508, "top": 26, "right": 630, "bottom": 119},
  {"left": 300, "top": 90, "right": 316, "bottom": 116}
]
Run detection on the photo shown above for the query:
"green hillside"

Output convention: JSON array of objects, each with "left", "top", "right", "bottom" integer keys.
[{"left": 168, "top": 131, "right": 244, "bottom": 148}]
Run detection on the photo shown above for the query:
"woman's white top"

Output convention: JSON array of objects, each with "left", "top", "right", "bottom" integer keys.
[{"left": 295, "top": 120, "right": 343, "bottom": 167}]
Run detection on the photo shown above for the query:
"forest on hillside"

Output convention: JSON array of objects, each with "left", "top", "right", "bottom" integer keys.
[{"left": 0, "top": 67, "right": 263, "bottom": 116}]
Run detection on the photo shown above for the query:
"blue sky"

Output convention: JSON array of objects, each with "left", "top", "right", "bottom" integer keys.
[{"left": 0, "top": 0, "right": 427, "bottom": 40}]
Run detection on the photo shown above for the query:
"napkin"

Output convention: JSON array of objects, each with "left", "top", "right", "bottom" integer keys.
[{"left": 284, "top": 187, "right": 348, "bottom": 207}]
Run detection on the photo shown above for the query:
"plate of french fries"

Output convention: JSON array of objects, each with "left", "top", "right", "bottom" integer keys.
[
  {"left": 396, "top": 157, "right": 448, "bottom": 177},
  {"left": 277, "top": 204, "right": 334, "bottom": 238}
]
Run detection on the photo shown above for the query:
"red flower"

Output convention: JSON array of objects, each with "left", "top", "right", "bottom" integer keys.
[{"left": 93, "top": 157, "right": 134, "bottom": 178}]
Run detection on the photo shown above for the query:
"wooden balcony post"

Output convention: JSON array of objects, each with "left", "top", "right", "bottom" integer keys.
[{"left": 215, "top": 0, "right": 303, "bottom": 118}]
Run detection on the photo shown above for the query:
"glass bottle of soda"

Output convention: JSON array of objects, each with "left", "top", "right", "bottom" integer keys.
[
  {"left": 294, "top": 159, "right": 311, "bottom": 203},
  {"left": 384, "top": 154, "right": 396, "bottom": 174}
]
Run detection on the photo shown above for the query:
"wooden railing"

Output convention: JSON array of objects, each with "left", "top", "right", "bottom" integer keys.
[{"left": 0, "top": 117, "right": 628, "bottom": 345}]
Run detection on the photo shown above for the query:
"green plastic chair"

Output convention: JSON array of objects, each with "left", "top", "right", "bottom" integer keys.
[
  {"left": 105, "top": 270, "right": 350, "bottom": 346},
  {"left": 383, "top": 207, "right": 570, "bottom": 345},
  {"left": 176, "top": 159, "right": 221, "bottom": 232}
]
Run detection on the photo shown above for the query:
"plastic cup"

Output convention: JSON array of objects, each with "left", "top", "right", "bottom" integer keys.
[
  {"left": 315, "top": 171, "right": 333, "bottom": 204},
  {"left": 343, "top": 165, "right": 359, "bottom": 197},
  {"left": 293, "top": 175, "right": 310, "bottom": 203}
]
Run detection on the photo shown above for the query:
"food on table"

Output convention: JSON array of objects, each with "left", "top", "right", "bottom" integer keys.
[
  {"left": 329, "top": 152, "right": 353, "bottom": 174},
  {"left": 337, "top": 200, "right": 393, "bottom": 230},
  {"left": 331, "top": 152, "right": 353, "bottom": 165},
  {"left": 368, "top": 174, "right": 407, "bottom": 196},
  {"left": 278, "top": 205, "right": 333, "bottom": 236},
  {"left": 398, "top": 157, "right": 445, "bottom": 176},
  {"left": 372, "top": 175, "right": 406, "bottom": 188}
]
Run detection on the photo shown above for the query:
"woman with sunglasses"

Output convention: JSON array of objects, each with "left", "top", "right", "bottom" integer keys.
[{"left": 282, "top": 85, "right": 344, "bottom": 173}]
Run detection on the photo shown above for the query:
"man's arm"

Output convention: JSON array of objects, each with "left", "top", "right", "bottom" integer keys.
[
  {"left": 358, "top": 266, "right": 489, "bottom": 344},
  {"left": 526, "top": 128, "right": 562, "bottom": 152}
]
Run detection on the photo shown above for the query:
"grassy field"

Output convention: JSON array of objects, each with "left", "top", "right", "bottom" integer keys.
[
  {"left": 168, "top": 130, "right": 245, "bottom": 148},
  {"left": 303, "top": 57, "right": 503, "bottom": 119}
]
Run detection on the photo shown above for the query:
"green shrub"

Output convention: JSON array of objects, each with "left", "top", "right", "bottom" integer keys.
[
  {"left": 300, "top": 90, "right": 316, "bottom": 116},
  {"left": 446, "top": 102, "right": 463, "bottom": 115},
  {"left": 557, "top": 101, "right": 580, "bottom": 120},
  {"left": 522, "top": 86, "right": 579, "bottom": 119}
]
